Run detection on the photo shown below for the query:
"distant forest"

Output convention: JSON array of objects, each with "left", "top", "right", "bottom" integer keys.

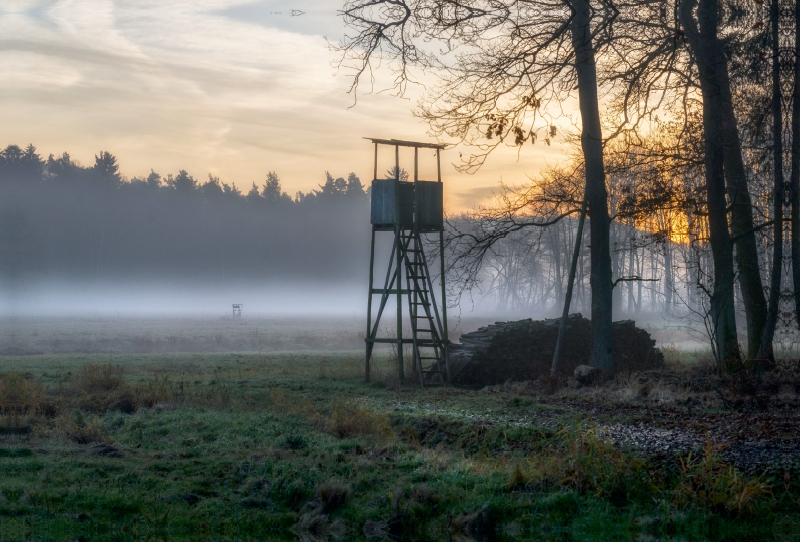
[{"left": 0, "top": 144, "right": 371, "bottom": 289}]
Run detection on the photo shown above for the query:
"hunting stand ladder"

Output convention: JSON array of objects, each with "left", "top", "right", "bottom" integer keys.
[{"left": 364, "top": 138, "right": 450, "bottom": 386}]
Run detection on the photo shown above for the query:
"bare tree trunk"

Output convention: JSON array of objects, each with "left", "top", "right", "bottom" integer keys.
[
  {"left": 551, "top": 196, "right": 588, "bottom": 378},
  {"left": 717, "top": 50, "right": 768, "bottom": 360},
  {"left": 649, "top": 241, "right": 657, "bottom": 311},
  {"left": 792, "top": 1, "right": 800, "bottom": 327},
  {"left": 571, "top": 0, "right": 614, "bottom": 374},
  {"left": 636, "top": 244, "right": 643, "bottom": 313},
  {"left": 551, "top": 227, "right": 564, "bottom": 307},
  {"left": 759, "top": 0, "right": 784, "bottom": 362},
  {"left": 664, "top": 241, "right": 674, "bottom": 307},
  {"left": 578, "top": 225, "right": 586, "bottom": 311},
  {"left": 628, "top": 223, "right": 635, "bottom": 313},
  {"left": 680, "top": 0, "right": 741, "bottom": 367},
  {"left": 611, "top": 223, "right": 622, "bottom": 315},
  {"left": 686, "top": 207, "right": 699, "bottom": 309}
]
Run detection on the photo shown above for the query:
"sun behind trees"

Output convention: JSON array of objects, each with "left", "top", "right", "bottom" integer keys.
[{"left": 445, "top": 120, "right": 721, "bottom": 329}]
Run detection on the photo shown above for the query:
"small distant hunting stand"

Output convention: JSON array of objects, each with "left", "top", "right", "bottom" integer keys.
[
  {"left": 232, "top": 304, "right": 242, "bottom": 318},
  {"left": 365, "top": 138, "right": 450, "bottom": 386}
]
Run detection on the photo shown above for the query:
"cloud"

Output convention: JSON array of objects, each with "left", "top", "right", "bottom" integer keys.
[
  {"left": 218, "top": 0, "right": 343, "bottom": 37},
  {"left": 448, "top": 185, "right": 501, "bottom": 210},
  {"left": 0, "top": 0, "right": 560, "bottom": 210}
]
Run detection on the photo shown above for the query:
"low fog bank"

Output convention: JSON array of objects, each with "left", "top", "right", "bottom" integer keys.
[
  {"left": 0, "top": 314, "right": 366, "bottom": 356},
  {"left": 0, "top": 280, "right": 369, "bottom": 317},
  {"left": 0, "top": 311, "right": 708, "bottom": 359}
]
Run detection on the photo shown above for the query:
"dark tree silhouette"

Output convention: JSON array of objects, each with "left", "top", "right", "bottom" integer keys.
[
  {"left": 92, "top": 151, "right": 121, "bottom": 190},
  {"left": 263, "top": 171, "right": 292, "bottom": 203},
  {"left": 0, "top": 144, "right": 371, "bottom": 291}
]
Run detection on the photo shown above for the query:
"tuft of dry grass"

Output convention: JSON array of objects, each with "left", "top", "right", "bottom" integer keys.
[
  {"left": 269, "top": 389, "right": 315, "bottom": 417},
  {"left": 508, "top": 426, "right": 651, "bottom": 503},
  {"left": 296, "top": 512, "right": 346, "bottom": 542},
  {"left": 52, "top": 410, "right": 110, "bottom": 444},
  {"left": 0, "top": 372, "right": 47, "bottom": 430},
  {"left": 58, "top": 364, "right": 135, "bottom": 413},
  {"left": 323, "top": 399, "right": 392, "bottom": 439},
  {"left": 659, "top": 342, "right": 682, "bottom": 365},
  {"left": 73, "top": 364, "right": 126, "bottom": 394},
  {"left": 3, "top": 361, "right": 245, "bottom": 442},
  {"left": 613, "top": 372, "right": 646, "bottom": 403},
  {"left": 315, "top": 480, "right": 350, "bottom": 513},
  {"left": 674, "top": 437, "right": 771, "bottom": 515},
  {"left": 130, "top": 368, "right": 234, "bottom": 410}
]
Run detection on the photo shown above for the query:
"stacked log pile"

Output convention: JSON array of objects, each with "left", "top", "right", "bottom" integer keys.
[{"left": 449, "top": 313, "right": 663, "bottom": 386}]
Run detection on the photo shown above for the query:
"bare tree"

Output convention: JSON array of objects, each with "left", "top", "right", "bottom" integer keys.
[{"left": 336, "top": 0, "right": 617, "bottom": 372}]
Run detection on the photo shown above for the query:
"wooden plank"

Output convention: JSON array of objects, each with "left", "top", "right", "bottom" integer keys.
[{"left": 364, "top": 137, "right": 446, "bottom": 149}]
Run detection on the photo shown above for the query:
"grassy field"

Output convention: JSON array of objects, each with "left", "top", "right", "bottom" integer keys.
[{"left": 0, "top": 350, "right": 795, "bottom": 541}]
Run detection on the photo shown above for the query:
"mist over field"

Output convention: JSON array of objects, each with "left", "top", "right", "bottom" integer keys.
[
  {"left": 0, "top": 145, "right": 382, "bottom": 317},
  {"left": 0, "top": 281, "right": 368, "bottom": 317},
  {"left": 0, "top": 142, "right": 709, "bottom": 359}
]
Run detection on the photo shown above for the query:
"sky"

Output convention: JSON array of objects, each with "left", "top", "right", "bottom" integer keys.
[{"left": 0, "top": 0, "right": 572, "bottom": 210}]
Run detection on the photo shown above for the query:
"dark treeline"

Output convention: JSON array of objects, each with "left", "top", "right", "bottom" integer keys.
[{"left": 0, "top": 144, "right": 371, "bottom": 290}]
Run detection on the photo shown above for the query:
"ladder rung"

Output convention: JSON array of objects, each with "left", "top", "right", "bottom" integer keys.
[{"left": 371, "top": 289, "right": 410, "bottom": 295}]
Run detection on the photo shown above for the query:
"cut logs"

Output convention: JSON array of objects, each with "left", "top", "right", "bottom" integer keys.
[{"left": 449, "top": 313, "right": 663, "bottom": 386}]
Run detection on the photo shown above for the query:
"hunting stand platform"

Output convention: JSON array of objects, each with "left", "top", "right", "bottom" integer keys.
[{"left": 365, "top": 138, "right": 450, "bottom": 386}]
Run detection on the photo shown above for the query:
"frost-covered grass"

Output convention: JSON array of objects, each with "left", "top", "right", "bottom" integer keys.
[{"left": 0, "top": 351, "right": 787, "bottom": 541}]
